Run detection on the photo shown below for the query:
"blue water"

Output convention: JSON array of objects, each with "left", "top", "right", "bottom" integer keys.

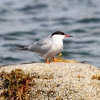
[{"left": 0, "top": 0, "right": 100, "bottom": 67}]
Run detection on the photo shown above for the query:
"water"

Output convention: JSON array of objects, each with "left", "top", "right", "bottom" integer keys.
[{"left": 0, "top": 0, "right": 100, "bottom": 67}]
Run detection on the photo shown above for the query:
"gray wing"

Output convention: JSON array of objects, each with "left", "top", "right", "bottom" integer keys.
[{"left": 28, "top": 38, "right": 52, "bottom": 55}]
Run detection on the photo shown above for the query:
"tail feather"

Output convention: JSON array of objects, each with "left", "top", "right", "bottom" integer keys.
[{"left": 15, "top": 45, "right": 29, "bottom": 50}]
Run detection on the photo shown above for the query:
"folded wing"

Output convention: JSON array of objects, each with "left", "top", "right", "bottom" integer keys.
[{"left": 28, "top": 38, "right": 52, "bottom": 56}]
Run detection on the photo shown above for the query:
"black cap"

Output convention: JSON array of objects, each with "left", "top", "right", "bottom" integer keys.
[{"left": 51, "top": 31, "right": 65, "bottom": 37}]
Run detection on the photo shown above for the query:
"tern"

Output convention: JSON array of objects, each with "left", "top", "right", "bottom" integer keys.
[{"left": 17, "top": 31, "right": 73, "bottom": 63}]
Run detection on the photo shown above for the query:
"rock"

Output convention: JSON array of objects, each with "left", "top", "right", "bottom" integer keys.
[{"left": 0, "top": 62, "right": 100, "bottom": 100}]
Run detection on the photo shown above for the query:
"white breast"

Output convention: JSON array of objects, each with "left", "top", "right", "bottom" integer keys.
[{"left": 44, "top": 36, "right": 63, "bottom": 58}]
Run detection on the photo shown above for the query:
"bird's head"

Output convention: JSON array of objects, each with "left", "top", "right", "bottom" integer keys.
[{"left": 51, "top": 31, "right": 73, "bottom": 40}]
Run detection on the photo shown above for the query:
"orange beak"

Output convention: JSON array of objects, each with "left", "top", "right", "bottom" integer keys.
[{"left": 65, "top": 35, "right": 73, "bottom": 37}]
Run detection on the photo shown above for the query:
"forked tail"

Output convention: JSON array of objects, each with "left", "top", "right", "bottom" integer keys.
[{"left": 15, "top": 45, "right": 29, "bottom": 50}]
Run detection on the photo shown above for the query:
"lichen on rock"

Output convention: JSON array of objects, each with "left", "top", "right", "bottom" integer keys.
[{"left": 0, "top": 62, "right": 100, "bottom": 100}]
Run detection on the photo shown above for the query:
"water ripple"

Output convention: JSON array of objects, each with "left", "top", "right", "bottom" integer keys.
[
  {"left": 78, "top": 18, "right": 100, "bottom": 23},
  {"left": 18, "top": 4, "right": 47, "bottom": 11}
]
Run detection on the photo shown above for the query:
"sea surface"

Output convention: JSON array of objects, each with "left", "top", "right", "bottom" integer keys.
[{"left": 0, "top": 0, "right": 100, "bottom": 67}]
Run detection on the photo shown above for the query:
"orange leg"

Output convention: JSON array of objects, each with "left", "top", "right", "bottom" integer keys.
[
  {"left": 45, "top": 58, "right": 50, "bottom": 64},
  {"left": 52, "top": 57, "right": 57, "bottom": 62}
]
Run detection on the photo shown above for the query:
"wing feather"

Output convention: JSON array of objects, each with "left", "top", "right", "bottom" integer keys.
[{"left": 28, "top": 38, "right": 52, "bottom": 55}]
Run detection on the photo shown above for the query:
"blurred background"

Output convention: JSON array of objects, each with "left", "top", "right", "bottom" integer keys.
[{"left": 0, "top": 0, "right": 100, "bottom": 67}]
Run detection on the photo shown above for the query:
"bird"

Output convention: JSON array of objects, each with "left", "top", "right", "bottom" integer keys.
[{"left": 16, "top": 31, "right": 73, "bottom": 63}]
